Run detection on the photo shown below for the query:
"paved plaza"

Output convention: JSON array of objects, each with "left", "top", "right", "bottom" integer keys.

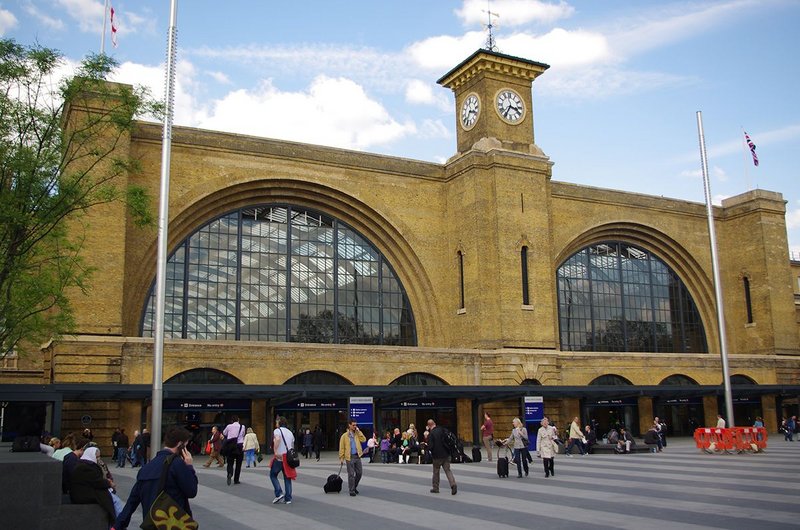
[{"left": 110, "top": 438, "right": 799, "bottom": 529}]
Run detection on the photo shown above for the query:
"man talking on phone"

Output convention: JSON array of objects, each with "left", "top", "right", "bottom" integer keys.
[
  {"left": 339, "top": 419, "right": 366, "bottom": 497},
  {"left": 113, "top": 426, "right": 198, "bottom": 530}
]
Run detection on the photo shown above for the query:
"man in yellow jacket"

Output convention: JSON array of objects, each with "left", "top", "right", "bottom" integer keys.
[{"left": 339, "top": 419, "right": 367, "bottom": 497}]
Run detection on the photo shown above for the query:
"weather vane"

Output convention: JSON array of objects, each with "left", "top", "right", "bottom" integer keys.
[{"left": 483, "top": 0, "right": 500, "bottom": 52}]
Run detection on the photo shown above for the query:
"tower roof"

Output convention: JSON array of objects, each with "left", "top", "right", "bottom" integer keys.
[{"left": 437, "top": 49, "right": 549, "bottom": 90}]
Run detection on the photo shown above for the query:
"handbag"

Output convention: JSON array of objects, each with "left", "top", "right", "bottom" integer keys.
[
  {"left": 140, "top": 454, "right": 198, "bottom": 530},
  {"left": 220, "top": 425, "right": 243, "bottom": 457},
  {"left": 279, "top": 428, "right": 300, "bottom": 468},
  {"left": 204, "top": 440, "right": 212, "bottom": 454}
]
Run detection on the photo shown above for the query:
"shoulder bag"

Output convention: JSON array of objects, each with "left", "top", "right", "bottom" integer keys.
[
  {"left": 140, "top": 454, "right": 198, "bottom": 530},
  {"left": 279, "top": 428, "right": 300, "bottom": 468},
  {"left": 220, "top": 424, "right": 243, "bottom": 457}
]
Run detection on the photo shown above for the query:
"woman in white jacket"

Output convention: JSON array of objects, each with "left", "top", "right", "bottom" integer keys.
[
  {"left": 243, "top": 427, "right": 260, "bottom": 468},
  {"left": 536, "top": 417, "right": 558, "bottom": 478}
]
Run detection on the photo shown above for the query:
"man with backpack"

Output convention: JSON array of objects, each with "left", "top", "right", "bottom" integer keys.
[{"left": 426, "top": 419, "right": 457, "bottom": 495}]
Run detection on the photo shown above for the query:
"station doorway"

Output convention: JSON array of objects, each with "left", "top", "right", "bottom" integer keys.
[
  {"left": 162, "top": 398, "right": 251, "bottom": 455},
  {"left": 273, "top": 398, "right": 349, "bottom": 452}
]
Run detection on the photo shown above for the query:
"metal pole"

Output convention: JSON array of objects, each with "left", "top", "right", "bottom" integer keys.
[
  {"left": 696, "top": 111, "right": 735, "bottom": 427},
  {"left": 151, "top": 0, "right": 179, "bottom": 459},
  {"left": 101, "top": 0, "right": 109, "bottom": 54}
]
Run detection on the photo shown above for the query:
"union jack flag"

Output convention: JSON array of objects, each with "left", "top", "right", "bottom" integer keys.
[{"left": 744, "top": 131, "right": 758, "bottom": 167}]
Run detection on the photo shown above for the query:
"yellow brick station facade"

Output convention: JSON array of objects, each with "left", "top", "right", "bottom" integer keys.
[{"left": 2, "top": 50, "right": 799, "bottom": 452}]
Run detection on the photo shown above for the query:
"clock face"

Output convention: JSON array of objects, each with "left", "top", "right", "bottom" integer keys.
[
  {"left": 495, "top": 89, "right": 525, "bottom": 124},
  {"left": 460, "top": 93, "right": 480, "bottom": 130}
]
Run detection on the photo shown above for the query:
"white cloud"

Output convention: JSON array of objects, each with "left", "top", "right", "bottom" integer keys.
[
  {"left": 675, "top": 124, "right": 800, "bottom": 164},
  {"left": 786, "top": 202, "right": 800, "bottom": 230},
  {"left": 55, "top": 0, "right": 151, "bottom": 36},
  {"left": 679, "top": 165, "right": 728, "bottom": 181},
  {"left": 23, "top": 2, "right": 64, "bottom": 30},
  {"left": 407, "top": 31, "right": 486, "bottom": 71},
  {"left": 455, "top": 0, "right": 575, "bottom": 27},
  {"left": 405, "top": 79, "right": 436, "bottom": 105},
  {"left": 0, "top": 7, "right": 18, "bottom": 34},
  {"left": 712, "top": 193, "right": 729, "bottom": 206},
  {"left": 198, "top": 75, "right": 417, "bottom": 151},
  {"left": 418, "top": 119, "right": 451, "bottom": 140},
  {"left": 607, "top": 0, "right": 759, "bottom": 60},
  {"left": 502, "top": 28, "right": 612, "bottom": 67},
  {"left": 206, "top": 71, "right": 232, "bottom": 85}
]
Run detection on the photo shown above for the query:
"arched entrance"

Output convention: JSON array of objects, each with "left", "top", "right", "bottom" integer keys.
[
  {"left": 726, "top": 374, "right": 761, "bottom": 426},
  {"left": 583, "top": 374, "right": 640, "bottom": 436},
  {"left": 163, "top": 369, "right": 247, "bottom": 454},
  {"left": 275, "top": 370, "right": 353, "bottom": 452},
  {"left": 655, "top": 374, "right": 702, "bottom": 435},
  {"left": 379, "top": 373, "right": 454, "bottom": 436}
]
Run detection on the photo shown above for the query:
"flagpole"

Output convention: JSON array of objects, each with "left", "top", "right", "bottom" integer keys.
[
  {"left": 101, "top": 0, "right": 109, "bottom": 54},
  {"left": 696, "top": 111, "right": 735, "bottom": 428},
  {"left": 150, "top": 0, "right": 179, "bottom": 458}
]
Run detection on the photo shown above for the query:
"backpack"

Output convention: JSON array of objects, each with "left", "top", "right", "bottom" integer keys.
[{"left": 442, "top": 429, "right": 458, "bottom": 456}]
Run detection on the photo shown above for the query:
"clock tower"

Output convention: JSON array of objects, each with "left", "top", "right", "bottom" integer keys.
[{"left": 437, "top": 49, "right": 549, "bottom": 156}]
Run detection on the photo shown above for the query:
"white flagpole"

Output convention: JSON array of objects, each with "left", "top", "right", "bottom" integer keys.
[
  {"left": 101, "top": 0, "right": 109, "bottom": 54},
  {"left": 696, "top": 111, "right": 735, "bottom": 427},
  {"left": 151, "top": 0, "right": 179, "bottom": 458}
]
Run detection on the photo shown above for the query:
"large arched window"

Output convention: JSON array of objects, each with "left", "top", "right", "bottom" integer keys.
[
  {"left": 557, "top": 242, "right": 707, "bottom": 353},
  {"left": 141, "top": 205, "right": 416, "bottom": 345}
]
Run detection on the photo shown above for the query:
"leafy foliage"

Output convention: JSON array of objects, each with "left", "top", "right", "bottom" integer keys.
[{"left": 0, "top": 39, "right": 160, "bottom": 356}]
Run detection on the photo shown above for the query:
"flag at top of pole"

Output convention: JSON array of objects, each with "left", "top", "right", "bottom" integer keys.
[
  {"left": 110, "top": 6, "right": 118, "bottom": 48},
  {"left": 744, "top": 131, "right": 759, "bottom": 166}
]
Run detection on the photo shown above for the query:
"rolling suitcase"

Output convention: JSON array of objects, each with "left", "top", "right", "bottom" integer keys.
[
  {"left": 496, "top": 447, "right": 509, "bottom": 477},
  {"left": 323, "top": 463, "right": 343, "bottom": 493},
  {"left": 472, "top": 446, "right": 482, "bottom": 463}
]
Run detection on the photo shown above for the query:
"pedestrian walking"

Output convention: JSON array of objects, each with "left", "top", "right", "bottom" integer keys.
[
  {"left": 716, "top": 414, "right": 726, "bottom": 429},
  {"left": 480, "top": 412, "right": 494, "bottom": 462},
  {"left": 222, "top": 415, "right": 245, "bottom": 485},
  {"left": 339, "top": 418, "right": 366, "bottom": 496},
  {"left": 114, "top": 426, "right": 198, "bottom": 530},
  {"left": 243, "top": 427, "right": 260, "bottom": 468},
  {"left": 203, "top": 425, "right": 225, "bottom": 468},
  {"left": 565, "top": 416, "right": 586, "bottom": 456},
  {"left": 536, "top": 417, "right": 557, "bottom": 478},
  {"left": 270, "top": 416, "right": 296, "bottom": 505},
  {"left": 510, "top": 418, "right": 529, "bottom": 477},
  {"left": 426, "top": 419, "right": 457, "bottom": 495},
  {"left": 115, "top": 428, "right": 129, "bottom": 468},
  {"left": 312, "top": 425, "right": 324, "bottom": 461}
]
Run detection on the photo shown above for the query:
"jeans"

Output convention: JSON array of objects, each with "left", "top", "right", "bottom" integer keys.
[
  {"left": 116, "top": 447, "right": 127, "bottom": 468},
  {"left": 513, "top": 448, "right": 529, "bottom": 476},
  {"left": 565, "top": 438, "right": 585, "bottom": 455},
  {"left": 346, "top": 455, "right": 363, "bottom": 493},
  {"left": 245, "top": 448, "right": 256, "bottom": 467},
  {"left": 269, "top": 457, "right": 292, "bottom": 502}
]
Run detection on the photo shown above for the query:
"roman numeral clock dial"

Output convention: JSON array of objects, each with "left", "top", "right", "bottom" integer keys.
[
  {"left": 495, "top": 89, "right": 525, "bottom": 124},
  {"left": 460, "top": 93, "right": 480, "bottom": 130}
]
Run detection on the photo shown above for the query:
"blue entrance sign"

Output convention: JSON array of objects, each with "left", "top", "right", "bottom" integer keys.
[
  {"left": 350, "top": 397, "right": 374, "bottom": 449},
  {"left": 524, "top": 396, "right": 544, "bottom": 451}
]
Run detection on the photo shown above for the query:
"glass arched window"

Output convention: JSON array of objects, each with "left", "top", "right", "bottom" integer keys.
[
  {"left": 589, "top": 374, "right": 633, "bottom": 386},
  {"left": 659, "top": 374, "right": 698, "bottom": 386},
  {"left": 389, "top": 373, "right": 448, "bottom": 386},
  {"left": 728, "top": 374, "right": 757, "bottom": 385},
  {"left": 557, "top": 242, "right": 707, "bottom": 353},
  {"left": 284, "top": 370, "right": 353, "bottom": 385},
  {"left": 165, "top": 368, "right": 243, "bottom": 385},
  {"left": 141, "top": 205, "right": 416, "bottom": 345}
]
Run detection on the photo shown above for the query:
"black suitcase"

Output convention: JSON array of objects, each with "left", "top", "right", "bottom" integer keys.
[
  {"left": 472, "top": 447, "right": 482, "bottom": 463},
  {"left": 323, "top": 464, "right": 343, "bottom": 493},
  {"left": 497, "top": 456, "right": 509, "bottom": 477}
]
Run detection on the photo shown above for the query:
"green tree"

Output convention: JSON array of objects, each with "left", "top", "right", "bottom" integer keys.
[{"left": 0, "top": 39, "right": 159, "bottom": 356}]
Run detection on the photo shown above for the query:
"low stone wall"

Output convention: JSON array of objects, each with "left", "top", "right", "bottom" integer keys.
[{"left": 0, "top": 450, "right": 107, "bottom": 530}]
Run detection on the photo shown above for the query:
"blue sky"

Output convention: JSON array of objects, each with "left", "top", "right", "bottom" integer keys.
[{"left": 4, "top": 0, "right": 799, "bottom": 255}]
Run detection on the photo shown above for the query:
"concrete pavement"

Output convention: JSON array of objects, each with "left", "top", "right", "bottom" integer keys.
[{"left": 109, "top": 437, "right": 800, "bottom": 529}]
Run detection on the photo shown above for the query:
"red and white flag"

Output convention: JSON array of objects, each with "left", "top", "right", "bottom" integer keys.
[{"left": 110, "top": 6, "right": 118, "bottom": 48}]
